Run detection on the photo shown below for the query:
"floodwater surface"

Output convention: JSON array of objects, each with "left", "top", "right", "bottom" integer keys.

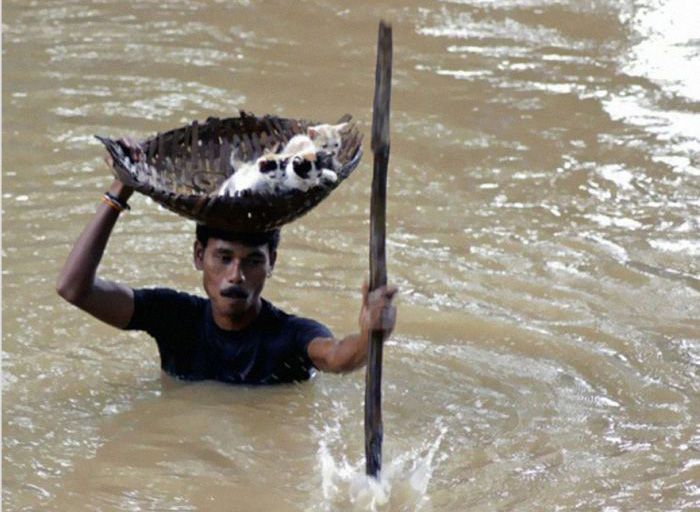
[{"left": 3, "top": 0, "right": 699, "bottom": 510}]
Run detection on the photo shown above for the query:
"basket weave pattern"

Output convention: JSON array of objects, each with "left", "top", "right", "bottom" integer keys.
[{"left": 98, "top": 111, "right": 363, "bottom": 232}]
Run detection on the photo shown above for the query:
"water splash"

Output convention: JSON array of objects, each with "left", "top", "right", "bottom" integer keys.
[{"left": 316, "top": 418, "right": 447, "bottom": 511}]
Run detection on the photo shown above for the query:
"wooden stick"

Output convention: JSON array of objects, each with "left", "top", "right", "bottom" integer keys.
[{"left": 365, "top": 20, "right": 392, "bottom": 478}]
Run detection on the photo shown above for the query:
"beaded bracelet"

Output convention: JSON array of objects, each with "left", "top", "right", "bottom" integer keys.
[{"left": 101, "top": 192, "right": 131, "bottom": 213}]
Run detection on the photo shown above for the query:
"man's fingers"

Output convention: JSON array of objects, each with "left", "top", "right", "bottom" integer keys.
[
  {"left": 118, "top": 136, "right": 143, "bottom": 162},
  {"left": 362, "top": 282, "right": 398, "bottom": 333},
  {"left": 367, "top": 284, "right": 398, "bottom": 304},
  {"left": 367, "top": 306, "right": 396, "bottom": 337},
  {"left": 381, "top": 305, "right": 396, "bottom": 331}
]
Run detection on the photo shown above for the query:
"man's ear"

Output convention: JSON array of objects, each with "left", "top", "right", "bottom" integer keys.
[
  {"left": 193, "top": 240, "right": 205, "bottom": 270},
  {"left": 268, "top": 249, "right": 277, "bottom": 272}
]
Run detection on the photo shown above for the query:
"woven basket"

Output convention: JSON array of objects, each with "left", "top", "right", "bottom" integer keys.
[{"left": 97, "top": 111, "right": 363, "bottom": 232}]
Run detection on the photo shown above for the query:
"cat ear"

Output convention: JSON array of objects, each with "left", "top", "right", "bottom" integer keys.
[
  {"left": 334, "top": 122, "right": 349, "bottom": 131},
  {"left": 308, "top": 127, "right": 319, "bottom": 139}
]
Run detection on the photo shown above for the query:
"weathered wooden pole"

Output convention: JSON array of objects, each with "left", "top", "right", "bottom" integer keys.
[{"left": 365, "top": 20, "right": 392, "bottom": 478}]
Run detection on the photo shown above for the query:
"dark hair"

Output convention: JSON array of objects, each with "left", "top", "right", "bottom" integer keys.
[{"left": 195, "top": 224, "right": 281, "bottom": 254}]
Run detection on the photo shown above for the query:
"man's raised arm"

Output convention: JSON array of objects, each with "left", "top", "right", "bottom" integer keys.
[{"left": 56, "top": 179, "right": 135, "bottom": 329}]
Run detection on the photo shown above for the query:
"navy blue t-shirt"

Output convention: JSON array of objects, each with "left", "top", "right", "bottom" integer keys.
[{"left": 125, "top": 288, "right": 332, "bottom": 385}]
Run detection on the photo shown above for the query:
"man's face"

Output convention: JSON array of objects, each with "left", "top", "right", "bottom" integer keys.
[{"left": 194, "top": 238, "right": 275, "bottom": 319}]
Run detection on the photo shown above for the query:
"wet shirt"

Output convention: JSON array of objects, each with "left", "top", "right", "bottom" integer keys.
[{"left": 126, "top": 288, "right": 332, "bottom": 385}]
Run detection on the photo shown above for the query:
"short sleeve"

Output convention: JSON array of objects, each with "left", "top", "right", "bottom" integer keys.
[{"left": 289, "top": 316, "right": 333, "bottom": 370}]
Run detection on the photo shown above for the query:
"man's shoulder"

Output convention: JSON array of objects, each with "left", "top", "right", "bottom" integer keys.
[
  {"left": 262, "top": 299, "right": 333, "bottom": 339},
  {"left": 134, "top": 287, "right": 206, "bottom": 304},
  {"left": 127, "top": 287, "right": 208, "bottom": 331}
]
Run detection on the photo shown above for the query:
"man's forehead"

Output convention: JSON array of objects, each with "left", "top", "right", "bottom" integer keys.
[{"left": 209, "top": 238, "right": 268, "bottom": 256}]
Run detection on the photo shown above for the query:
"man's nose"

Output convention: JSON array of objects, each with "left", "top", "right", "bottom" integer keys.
[{"left": 227, "top": 260, "right": 245, "bottom": 283}]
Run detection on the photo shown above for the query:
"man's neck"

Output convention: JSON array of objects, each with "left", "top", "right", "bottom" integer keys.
[{"left": 213, "top": 297, "right": 263, "bottom": 331}]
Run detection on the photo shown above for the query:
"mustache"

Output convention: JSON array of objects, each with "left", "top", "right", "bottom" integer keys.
[{"left": 220, "top": 286, "right": 250, "bottom": 299}]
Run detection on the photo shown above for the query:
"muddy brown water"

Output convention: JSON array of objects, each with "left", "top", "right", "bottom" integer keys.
[{"left": 3, "top": 0, "right": 699, "bottom": 510}]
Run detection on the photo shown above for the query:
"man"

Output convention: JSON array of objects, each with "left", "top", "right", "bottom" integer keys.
[{"left": 56, "top": 153, "right": 398, "bottom": 385}]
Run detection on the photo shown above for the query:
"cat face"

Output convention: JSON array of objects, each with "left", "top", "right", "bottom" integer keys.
[{"left": 308, "top": 122, "right": 348, "bottom": 156}]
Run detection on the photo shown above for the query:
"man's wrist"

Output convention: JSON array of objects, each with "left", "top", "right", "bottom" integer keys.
[{"left": 107, "top": 180, "right": 134, "bottom": 203}]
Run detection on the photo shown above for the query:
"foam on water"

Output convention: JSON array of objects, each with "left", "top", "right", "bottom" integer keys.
[
  {"left": 316, "top": 419, "right": 447, "bottom": 511},
  {"left": 605, "top": 0, "right": 700, "bottom": 156}
]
